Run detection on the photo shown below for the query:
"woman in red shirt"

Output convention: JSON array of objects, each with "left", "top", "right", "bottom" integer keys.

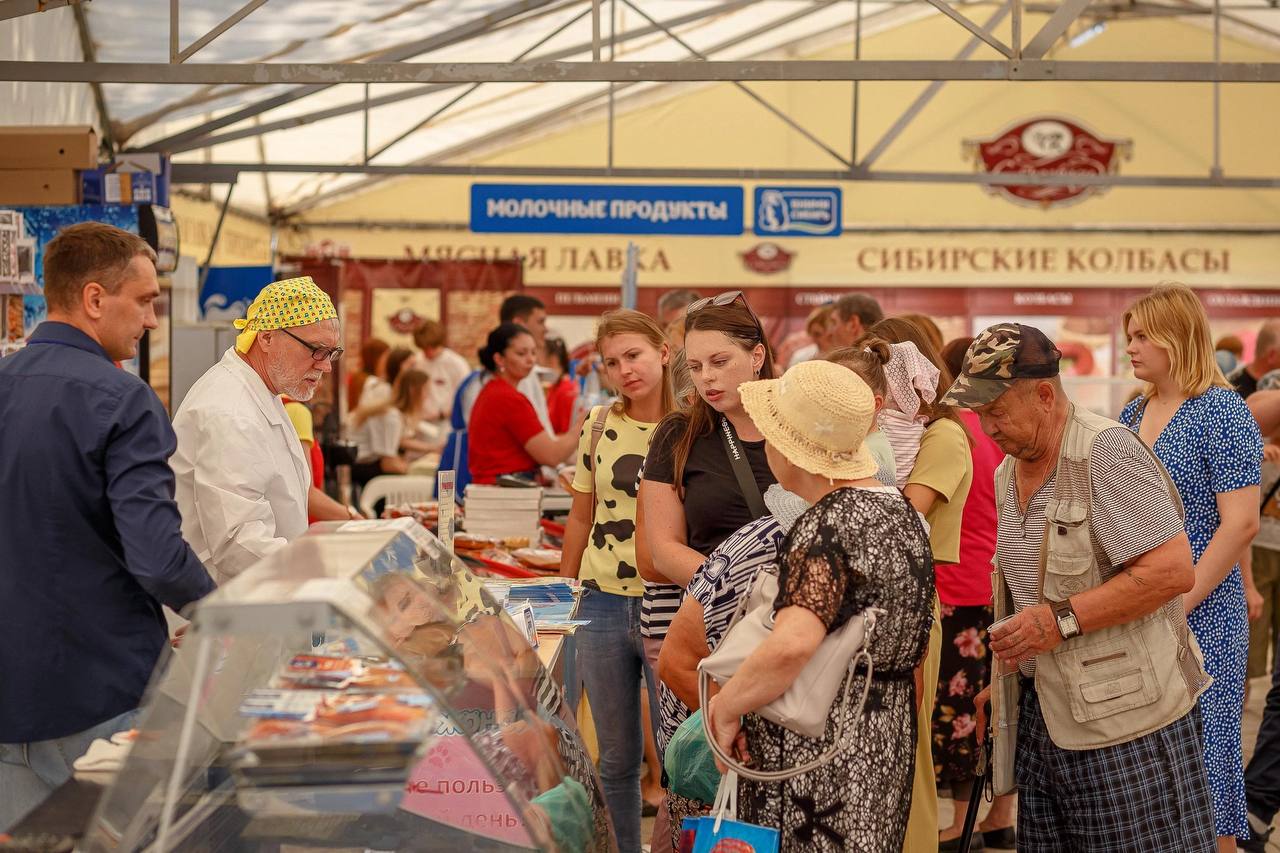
[
  {"left": 544, "top": 335, "right": 579, "bottom": 436},
  {"left": 468, "top": 323, "right": 581, "bottom": 485},
  {"left": 935, "top": 335, "right": 1016, "bottom": 851}
]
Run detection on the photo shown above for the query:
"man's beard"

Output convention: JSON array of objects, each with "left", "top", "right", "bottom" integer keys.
[
  {"left": 284, "top": 378, "right": 318, "bottom": 401},
  {"left": 268, "top": 351, "right": 319, "bottom": 401}
]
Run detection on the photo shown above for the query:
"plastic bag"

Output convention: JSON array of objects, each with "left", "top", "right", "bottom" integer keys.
[{"left": 688, "top": 771, "right": 779, "bottom": 853}]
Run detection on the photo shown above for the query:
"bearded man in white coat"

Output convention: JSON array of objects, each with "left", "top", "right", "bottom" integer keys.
[{"left": 172, "top": 276, "right": 347, "bottom": 585}]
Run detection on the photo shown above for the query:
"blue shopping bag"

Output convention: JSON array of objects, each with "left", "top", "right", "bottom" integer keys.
[
  {"left": 690, "top": 771, "right": 780, "bottom": 853},
  {"left": 679, "top": 817, "right": 701, "bottom": 853}
]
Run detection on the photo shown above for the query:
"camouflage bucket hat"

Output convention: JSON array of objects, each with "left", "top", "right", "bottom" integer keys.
[{"left": 940, "top": 322, "right": 1062, "bottom": 408}]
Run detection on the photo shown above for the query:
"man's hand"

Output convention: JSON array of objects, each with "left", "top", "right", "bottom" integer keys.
[
  {"left": 989, "top": 604, "right": 1061, "bottom": 668},
  {"left": 973, "top": 685, "right": 992, "bottom": 744}
]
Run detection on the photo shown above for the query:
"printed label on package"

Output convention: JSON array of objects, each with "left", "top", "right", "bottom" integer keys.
[
  {"left": 471, "top": 183, "right": 744, "bottom": 235},
  {"left": 437, "top": 470, "right": 455, "bottom": 553},
  {"left": 753, "top": 186, "right": 842, "bottom": 237}
]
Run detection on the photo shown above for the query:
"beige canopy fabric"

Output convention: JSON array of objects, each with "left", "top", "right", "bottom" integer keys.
[{"left": 3, "top": 0, "right": 1280, "bottom": 219}]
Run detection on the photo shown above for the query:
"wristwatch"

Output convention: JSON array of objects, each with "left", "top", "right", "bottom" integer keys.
[{"left": 1051, "top": 598, "right": 1081, "bottom": 640}]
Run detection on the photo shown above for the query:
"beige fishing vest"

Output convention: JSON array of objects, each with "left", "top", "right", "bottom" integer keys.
[{"left": 990, "top": 405, "right": 1211, "bottom": 771}]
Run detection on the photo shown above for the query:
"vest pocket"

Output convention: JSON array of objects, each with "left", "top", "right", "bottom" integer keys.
[
  {"left": 1057, "top": 625, "right": 1163, "bottom": 723},
  {"left": 1043, "top": 553, "right": 1091, "bottom": 600},
  {"left": 1044, "top": 499, "right": 1093, "bottom": 600}
]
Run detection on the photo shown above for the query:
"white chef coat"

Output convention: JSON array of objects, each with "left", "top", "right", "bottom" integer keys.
[
  {"left": 412, "top": 347, "right": 471, "bottom": 422},
  {"left": 788, "top": 342, "right": 819, "bottom": 368},
  {"left": 171, "top": 348, "right": 311, "bottom": 586},
  {"left": 518, "top": 367, "right": 554, "bottom": 435},
  {"left": 352, "top": 409, "right": 404, "bottom": 462}
]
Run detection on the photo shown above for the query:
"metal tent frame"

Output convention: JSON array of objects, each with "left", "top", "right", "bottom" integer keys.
[{"left": 3, "top": 0, "right": 1279, "bottom": 220}]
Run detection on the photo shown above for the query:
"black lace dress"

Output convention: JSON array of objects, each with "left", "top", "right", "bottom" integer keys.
[{"left": 737, "top": 487, "right": 935, "bottom": 853}]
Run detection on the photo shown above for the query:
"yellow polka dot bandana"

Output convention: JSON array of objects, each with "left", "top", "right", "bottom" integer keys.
[{"left": 234, "top": 276, "right": 338, "bottom": 354}]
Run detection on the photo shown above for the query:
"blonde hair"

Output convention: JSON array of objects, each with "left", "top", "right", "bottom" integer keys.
[
  {"left": 1123, "top": 283, "right": 1230, "bottom": 398},
  {"left": 595, "top": 309, "right": 677, "bottom": 417},
  {"left": 806, "top": 304, "right": 835, "bottom": 337}
]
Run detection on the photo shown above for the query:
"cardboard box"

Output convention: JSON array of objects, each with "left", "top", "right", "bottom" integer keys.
[
  {"left": 0, "top": 170, "right": 80, "bottom": 205},
  {"left": 113, "top": 152, "right": 170, "bottom": 206},
  {"left": 82, "top": 154, "right": 170, "bottom": 206},
  {"left": 82, "top": 169, "right": 156, "bottom": 204},
  {"left": 0, "top": 126, "right": 98, "bottom": 170}
]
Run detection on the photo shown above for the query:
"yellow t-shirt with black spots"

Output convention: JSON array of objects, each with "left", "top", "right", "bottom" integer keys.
[{"left": 570, "top": 405, "right": 658, "bottom": 597}]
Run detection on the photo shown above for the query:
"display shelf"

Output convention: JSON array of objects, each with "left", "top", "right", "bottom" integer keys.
[{"left": 72, "top": 519, "right": 610, "bottom": 853}]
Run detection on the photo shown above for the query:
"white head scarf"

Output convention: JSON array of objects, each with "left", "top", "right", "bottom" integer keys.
[{"left": 882, "top": 341, "right": 940, "bottom": 422}]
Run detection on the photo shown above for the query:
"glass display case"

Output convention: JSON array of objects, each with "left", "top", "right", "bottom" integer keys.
[{"left": 83, "top": 519, "right": 611, "bottom": 853}]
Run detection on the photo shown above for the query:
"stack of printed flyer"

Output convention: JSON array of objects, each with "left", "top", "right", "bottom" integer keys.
[
  {"left": 228, "top": 653, "right": 439, "bottom": 788},
  {"left": 463, "top": 485, "right": 542, "bottom": 544},
  {"left": 484, "top": 578, "right": 587, "bottom": 634}
]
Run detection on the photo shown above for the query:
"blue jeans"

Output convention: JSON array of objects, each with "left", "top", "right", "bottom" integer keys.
[
  {"left": 576, "top": 589, "right": 657, "bottom": 853},
  {"left": 0, "top": 710, "right": 137, "bottom": 832}
]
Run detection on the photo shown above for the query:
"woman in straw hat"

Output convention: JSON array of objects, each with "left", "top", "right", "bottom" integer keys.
[{"left": 705, "top": 360, "right": 936, "bottom": 852}]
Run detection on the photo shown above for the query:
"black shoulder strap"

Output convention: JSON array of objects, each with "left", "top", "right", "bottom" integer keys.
[{"left": 718, "top": 416, "right": 767, "bottom": 520}]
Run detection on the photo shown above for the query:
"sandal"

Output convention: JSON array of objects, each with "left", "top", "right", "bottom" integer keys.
[{"left": 981, "top": 826, "right": 1017, "bottom": 850}]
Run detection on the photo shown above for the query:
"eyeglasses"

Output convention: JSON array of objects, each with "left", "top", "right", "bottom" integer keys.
[
  {"left": 279, "top": 327, "right": 345, "bottom": 363},
  {"left": 686, "top": 290, "right": 765, "bottom": 341}
]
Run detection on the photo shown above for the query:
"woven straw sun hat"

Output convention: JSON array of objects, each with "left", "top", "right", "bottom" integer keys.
[{"left": 739, "top": 359, "right": 879, "bottom": 481}]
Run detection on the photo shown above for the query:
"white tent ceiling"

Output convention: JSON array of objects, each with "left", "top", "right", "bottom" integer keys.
[{"left": 4, "top": 0, "right": 1280, "bottom": 218}]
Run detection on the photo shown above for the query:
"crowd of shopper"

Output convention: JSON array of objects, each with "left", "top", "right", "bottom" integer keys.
[
  {"left": 549, "top": 284, "right": 1277, "bottom": 853},
  {"left": 2, "top": 219, "right": 1279, "bottom": 853}
]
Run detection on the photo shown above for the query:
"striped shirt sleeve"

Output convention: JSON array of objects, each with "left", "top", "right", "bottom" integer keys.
[{"left": 1088, "top": 427, "right": 1185, "bottom": 569}]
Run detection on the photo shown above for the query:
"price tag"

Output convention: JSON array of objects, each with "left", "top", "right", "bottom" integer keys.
[{"left": 437, "top": 470, "right": 456, "bottom": 553}]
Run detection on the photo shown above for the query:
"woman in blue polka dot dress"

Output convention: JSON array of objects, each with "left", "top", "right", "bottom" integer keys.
[{"left": 1120, "top": 285, "right": 1262, "bottom": 853}]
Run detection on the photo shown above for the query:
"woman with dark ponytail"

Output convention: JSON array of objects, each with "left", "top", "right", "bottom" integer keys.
[{"left": 467, "top": 323, "right": 580, "bottom": 485}]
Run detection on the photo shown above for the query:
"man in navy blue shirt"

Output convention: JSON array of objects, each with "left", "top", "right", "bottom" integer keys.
[{"left": 0, "top": 222, "right": 215, "bottom": 830}]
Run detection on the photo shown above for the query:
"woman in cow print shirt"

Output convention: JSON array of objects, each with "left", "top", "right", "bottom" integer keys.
[{"left": 561, "top": 309, "right": 677, "bottom": 853}]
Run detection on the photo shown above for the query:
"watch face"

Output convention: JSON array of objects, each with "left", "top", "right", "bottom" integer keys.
[{"left": 1060, "top": 613, "right": 1080, "bottom": 637}]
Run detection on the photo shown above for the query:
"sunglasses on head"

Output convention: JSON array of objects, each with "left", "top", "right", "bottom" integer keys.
[{"left": 685, "top": 290, "right": 765, "bottom": 341}]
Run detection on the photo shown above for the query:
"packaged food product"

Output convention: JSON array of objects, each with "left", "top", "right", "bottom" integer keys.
[
  {"left": 511, "top": 548, "right": 562, "bottom": 571},
  {"left": 454, "top": 533, "right": 496, "bottom": 551}
]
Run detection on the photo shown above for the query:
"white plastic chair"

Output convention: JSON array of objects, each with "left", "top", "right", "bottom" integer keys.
[{"left": 358, "top": 475, "right": 438, "bottom": 518}]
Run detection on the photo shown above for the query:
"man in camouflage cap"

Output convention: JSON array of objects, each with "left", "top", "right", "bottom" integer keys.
[
  {"left": 940, "top": 322, "right": 1062, "bottom": 411},
  {"left": 946, "top": 323, "right": 1216, "bottom": 852}
]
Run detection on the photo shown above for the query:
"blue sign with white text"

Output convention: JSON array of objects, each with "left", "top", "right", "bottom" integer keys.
[
  {"left": 753, "top": 186, "right": 842, "bottom": 237},
  {"left": 471, "top": 184, "right": 744, "bottom": 235}
]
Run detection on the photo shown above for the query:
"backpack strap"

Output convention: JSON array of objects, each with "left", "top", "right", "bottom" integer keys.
[{"left": 587, "top": 405, "right": 611, "bottom": 525}]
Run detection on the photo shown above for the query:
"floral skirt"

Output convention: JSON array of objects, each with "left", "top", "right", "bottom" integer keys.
[
  {"left": 930, "top": 603, "right": 993, "bottom": 787},
  {"left": 666, "top": 790, "right": 712, "bottom": 851}
]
